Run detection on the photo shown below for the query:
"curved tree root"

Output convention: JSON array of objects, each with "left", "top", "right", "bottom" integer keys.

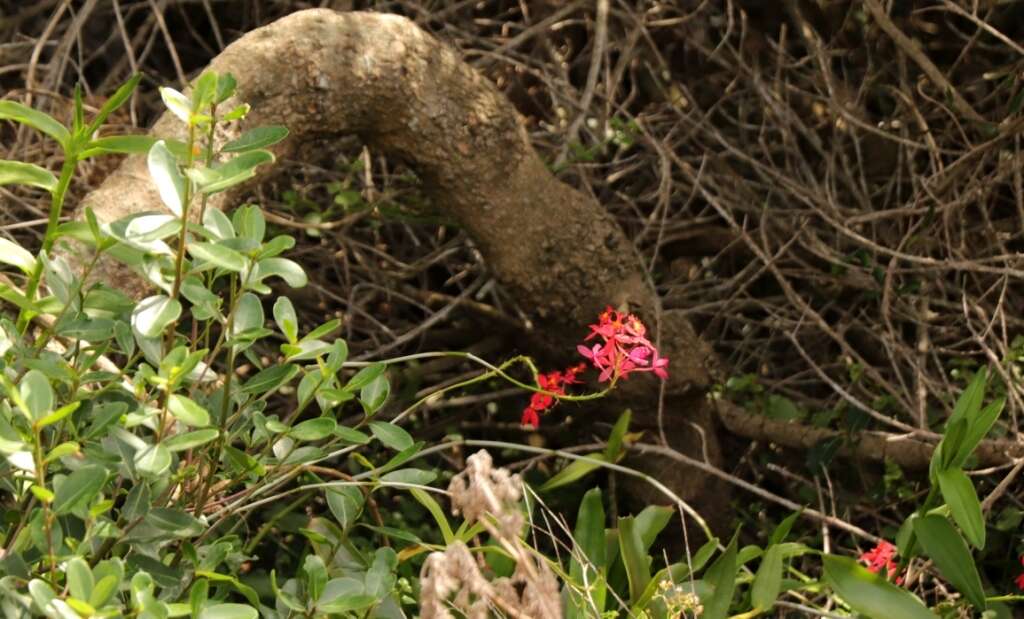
[
  {"left": 72, "top": 9, "right": 727, "bottom": 512},
  {"left": 82, "top": 10, "right": 700, "bottom": 366},
  {"left": 74, "top": 9, "right": 990, "bottom": 520}
]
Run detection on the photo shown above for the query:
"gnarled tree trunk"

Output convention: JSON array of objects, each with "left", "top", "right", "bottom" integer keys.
[{"left": 75, "top": 9, "right": 726, "bottom": 517}]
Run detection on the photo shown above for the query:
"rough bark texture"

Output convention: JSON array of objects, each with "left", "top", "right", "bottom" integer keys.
[{"left": 75, "top": 9, "right": 725, "bottom": 513}]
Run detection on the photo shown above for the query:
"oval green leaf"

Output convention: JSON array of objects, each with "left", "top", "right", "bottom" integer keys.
[
  {"left": 256, "top": 257, "right": 307, "bottom": 288},
  {"left": 65, "top": 557, "right": 93, "bottom": 601},
  {"left": 53, "top": 465, "right": 107, "bottom": 515},
  {"left": 188, "top": 241, "right": 248, "bottom": 272},
  {"left": 368, "top": 421, "right": 413, "bottom": 451},
  {"left": 132, "top": 295, "right": 182, "bottom": 338},
  {"left": 147, "top": 140, "right": 186, "bottom": 217},
  {"left": 168, "top": 394, "right": 211, "bottom": 427},
  {"left": 134, "top": 443, "right": 172, "bottom": 477},
  {"left": 359, "top": 374, "right": 390, "bottom": 416},
  {"left": 164, "top": 429, "right": 219, "bottom": 452},
  {"left": 290, "top": 418, "right": 337, "bottom": 442},
  {"left": 241, "top": 363, "right": 298, "bottom": 395},
  {"left": 273, "top": 296, "right": 298, "bottom": 343},
  {"left": 344, "top": 363, "right": 385, "bottom": 392},
  {"left": 198, "top": 603, "right": 258, "bottom": 619},
  {"left": 326, "top": 486, "right": 364, "bottom": 531},
  {"left": 20, "top": 370, "right": 53, "bottom": 421}
]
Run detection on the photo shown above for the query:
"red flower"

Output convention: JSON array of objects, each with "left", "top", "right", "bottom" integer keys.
[
  {"left": 1015, "top": 555, "right": 1024, "bottom": 591},
  {"left": 859, "top": 540, "right": 903, "bottom": 584},
  {"left": 580, "top": 307, "right": 669, "bottom": 383},
  {"left": 520, "top": 369, "right": 573, "bottom": 428},
  {"left": 521, "top": 407, "right": 540, "bottom": 428}
]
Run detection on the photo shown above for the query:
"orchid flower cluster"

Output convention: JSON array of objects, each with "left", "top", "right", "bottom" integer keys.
[
  {"left": 859, "top": 540, "right": 903, "bottom": 585},
  {"left": 521, "top": 307, "right": 669, "bottom": 428}
]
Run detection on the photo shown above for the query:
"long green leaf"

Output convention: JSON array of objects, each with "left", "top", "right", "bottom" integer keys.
[
  {"left": 604, "top": 409, "right": 631, "bottom": 461},
  {"left": 617, "top": 516, "right": 650, "bottom": 602},
  {"left": 769, "top": 510, "right": 801, "bottom": 546},
  {"left": 939, "top": 418, "right": 968, "bottom": 471},
  {"left": 409, "top": 488, "right": 454, "bottom": 544},
  {"left": 540, "top": 453, "right": 607, "bottom": 492},
  {"left": 567, "top": 488, "right": 607, "bottom": 618},
  {"left": 222, "top": 126, "right": 289, "bottom": 153},
  {"left": 634, "top": 504, "right": 674, "bottom": 551},
  {"left": 0, "top": 237, "right": 36, "bottom": 274},
  {"left": 82, "top": 135, "right": 156, "bottom": 158},
  {"left": 86, "top": 73, "right": 142, "bottom": 134},
  {"left": 0, "top": 101, "right": 70, "bottom": 147},
  {"left": 0, "top": 160, "right": 57, "bottom": 192},
  {"left": 631, "top": 537, "right": 717, "bottom": 613},
  {"left": 751, "top": 544, "right": 784, "bottom": 611},
  {"left": 823, "top": 555, "right": 934, "bottom": 619},
  {"left": 702, "top": 533, "right": 738, "bottom": 619},
  {"left": 949, "top": 367, "right": 987, "bottom": 426},
  {"left": 952, "top": 397, "right": 1005, "bottom": 468},
  {"left": 937, "top": 468, "right": 985, "bottom": 549},
  {"left": 913, "top": 515, "right": 986, "bottom": 610}
]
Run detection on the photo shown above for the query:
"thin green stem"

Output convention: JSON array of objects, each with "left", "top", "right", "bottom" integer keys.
[
  {"left": 241, "top": 491, "right": 310, "bottom": 554},
  {"left": 169, "top": 121, "right": 197, "bottom": 302},
  {"left": 30, "top": 252, "right": 101, "bottom": 353},
  {"left": 30, "top": 424, "right": 57, "bottom": 584},
  {"left": 196, "top": 104, "right": 217, "bottom": 226},
  {"left": 19, "top": 154, "right": 78, "bottom": 332}
]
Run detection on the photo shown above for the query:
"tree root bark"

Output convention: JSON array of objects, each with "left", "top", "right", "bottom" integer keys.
[
  {"left": 717, "top": 399, "right": 1023, "bottom": 470},
  {"left": 75, "top": 9, "right": 1002, "bottom": 522}
]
